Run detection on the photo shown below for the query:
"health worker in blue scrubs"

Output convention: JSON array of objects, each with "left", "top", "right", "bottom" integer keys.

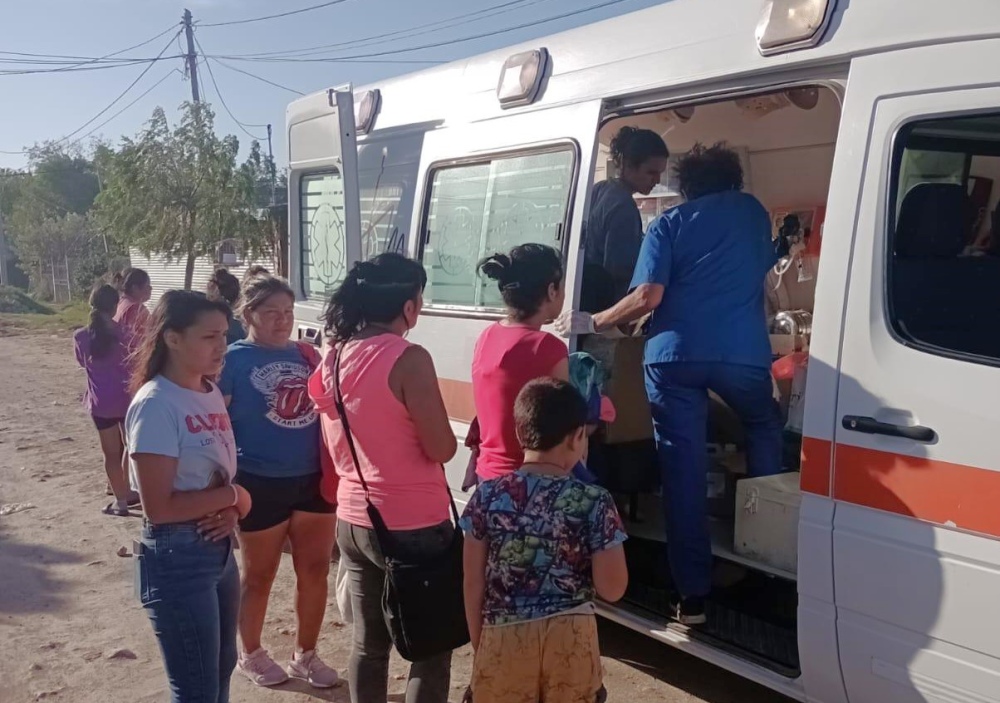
[{"left": 557, "top": 142, "right": 786, "bottom": 627}]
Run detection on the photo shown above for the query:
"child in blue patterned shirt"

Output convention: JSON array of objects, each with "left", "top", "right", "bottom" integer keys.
[{"left": 460, "top": 377, "right": 628, "bottom": 703}]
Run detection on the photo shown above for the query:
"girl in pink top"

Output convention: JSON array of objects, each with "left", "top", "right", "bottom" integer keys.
[
  {"left": 472, "top": 244, "right": 569, "bottom": 480},
  {"left": 308, "top": 253, "right": 457, "bottom": 703},
  {"left": 113, "top": 267, "right": 152, "bottom": 356}
]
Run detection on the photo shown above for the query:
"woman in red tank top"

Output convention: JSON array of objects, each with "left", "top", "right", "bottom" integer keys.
[{"left": 472, "top": 244, "right": 569, "bottom": 481}]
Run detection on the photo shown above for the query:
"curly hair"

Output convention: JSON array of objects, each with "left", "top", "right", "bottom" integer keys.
[{"left": 673, "top": 142, "right": 744, "bottom": 201}]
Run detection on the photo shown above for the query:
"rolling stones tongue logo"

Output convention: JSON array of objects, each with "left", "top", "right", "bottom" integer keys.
[{"left": 250, "top": 361, "right": 317, "bottom": 430}]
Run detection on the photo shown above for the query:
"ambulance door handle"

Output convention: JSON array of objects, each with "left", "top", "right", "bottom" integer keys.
[{"left": 841, "top": 415, "right": 936, "bottom": 443}]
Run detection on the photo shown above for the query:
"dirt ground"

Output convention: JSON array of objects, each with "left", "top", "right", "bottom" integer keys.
[{"left": 0, "top": 332, "right": 790, "bottom": 703}]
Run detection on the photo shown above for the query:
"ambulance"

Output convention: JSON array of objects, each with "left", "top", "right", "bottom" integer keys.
[{"left": 286, "top": 1, "right": 1000, "bottom": 700}]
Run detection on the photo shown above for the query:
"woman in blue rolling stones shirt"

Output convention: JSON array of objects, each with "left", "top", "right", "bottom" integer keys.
[{"left": 218, "top": 275, "right": 340, "bottom": 690}]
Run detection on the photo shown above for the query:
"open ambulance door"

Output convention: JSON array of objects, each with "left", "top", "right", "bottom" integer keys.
[
  {"left": 831, "top": 40, "right": 1000, "bottom": 703},
  {"left": 288, "top": 87, "right": 363, "bottom": 343},
  {"left": 403, "top": 100, "right": 603, "bottom": 491}
]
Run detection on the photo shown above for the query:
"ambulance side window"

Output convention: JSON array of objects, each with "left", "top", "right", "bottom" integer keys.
[
  {"left": 420, "top": 147, "right": 576, "bottom": 309},
  {"left": 888, "top": 113, "right": 1000, "bottom": 363},
  {"left": 300, "top": 171, "right": 348, "bottom": 301}
]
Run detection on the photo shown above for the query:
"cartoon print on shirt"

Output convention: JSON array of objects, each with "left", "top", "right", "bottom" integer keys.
[{"left": 249, "top": 361, "right": 317, "bottom": 430}]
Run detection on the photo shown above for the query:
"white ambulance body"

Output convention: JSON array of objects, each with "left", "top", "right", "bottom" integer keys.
[{"left": 286, "top": 1, "right": 1000, "bottom": 700}]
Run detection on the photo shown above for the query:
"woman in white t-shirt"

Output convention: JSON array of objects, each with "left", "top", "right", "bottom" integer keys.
[{"left": 126, "top": 290, "right": 253, "bottom": 703}]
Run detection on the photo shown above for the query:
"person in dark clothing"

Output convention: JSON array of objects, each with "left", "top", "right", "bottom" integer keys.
[
  {"left": 581, "top": 127, "right": 669, "bottom": 312},
  {"left": 207, "top": 268, "right": 246, "bottom": 345}
]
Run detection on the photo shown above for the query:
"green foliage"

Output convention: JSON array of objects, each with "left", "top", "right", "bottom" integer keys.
[
  {"left": 96, "top": 102, "right": 270, "bottom": 289},
  {"left": 2, "top": 145, "right": 110, "bottom": 298},
  {"left": 0, "top": 286, "right": 53, "bottom": 315}
]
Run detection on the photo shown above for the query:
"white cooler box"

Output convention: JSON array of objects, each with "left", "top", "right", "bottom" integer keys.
[{"left": 734, "top": 472, "right": 801, "bottom": 575}]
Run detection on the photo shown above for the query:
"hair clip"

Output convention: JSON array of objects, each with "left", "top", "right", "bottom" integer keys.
[{"left": 502, "top": 282, "right": 521, "bottom": 291}]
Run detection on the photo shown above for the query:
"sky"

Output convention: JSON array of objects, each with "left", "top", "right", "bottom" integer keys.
[{"left": 1, "top": 0, "right": 666, "bottom": 170}]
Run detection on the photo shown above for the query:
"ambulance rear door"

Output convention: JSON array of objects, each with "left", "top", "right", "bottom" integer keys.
[{"left": 288, "top": 88, "right": 363, "bottom": 342}]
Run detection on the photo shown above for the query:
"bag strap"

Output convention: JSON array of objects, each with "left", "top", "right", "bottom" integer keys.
[{"left": 332, "top": 342, "right": 461, "bottom": 526}]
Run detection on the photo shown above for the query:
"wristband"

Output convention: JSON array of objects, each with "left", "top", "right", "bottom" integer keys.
[{"left": 230, "top": 484, "right": 239, "bottom": 508}]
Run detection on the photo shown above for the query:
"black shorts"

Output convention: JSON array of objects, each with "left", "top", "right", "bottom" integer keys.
[
  {"left": 234, "top": 471, "right": 334, "bottom": 532},
  {"left": 92, "top": 415, "right": 124, "bottom": 431}
]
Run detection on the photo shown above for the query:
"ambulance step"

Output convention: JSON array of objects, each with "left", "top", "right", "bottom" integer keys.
[{"left": 622, "top": 584, "right": 800, "bottom": 677}]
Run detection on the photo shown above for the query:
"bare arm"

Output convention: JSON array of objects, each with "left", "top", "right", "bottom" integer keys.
[
  {"left": 592, "top": 544, "right": 628, "bottom": 602},
  {"left": 549, "top": 356, "right": 569, "bottom": 382},
  {"left": 133, "top": 453, "right": 249, "bottom": 524},
  {"left": 463, "top": 535, "right": 488, "bottom": 651},
  {"left": 393, "top": 345, "right": 458, "bottom": 464},
  {"left": 592, "top": 283, "right": 664, "bottom": 333}
]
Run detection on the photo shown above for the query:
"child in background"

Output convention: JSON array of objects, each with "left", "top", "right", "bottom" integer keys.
[
  {"left": 206, "top": 267, "right": 246, "bottom": 345},
  {"left": 74, "top": 284, "right": 139, "bottom": 515},
  {"left": 460, "top": 378, "right": 628, "bottom": 703},
  {"left": 112, "top": 267, "right": 152, "bottom": 356}
]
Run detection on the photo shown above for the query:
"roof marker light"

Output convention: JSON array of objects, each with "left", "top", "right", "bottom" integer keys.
[
  {"left": 354, "top": 89, "right": 381, "bottom": 135},
  {"left": 497, "top": 48, "right": 550, "bottom": 109},
  {"left": 756, "top": 0, "right": 836, "bottom": 56}
]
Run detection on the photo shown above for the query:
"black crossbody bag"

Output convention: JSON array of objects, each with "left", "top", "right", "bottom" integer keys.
[{"left": 332, "top": 345, "right": 470, "bottom": 662}]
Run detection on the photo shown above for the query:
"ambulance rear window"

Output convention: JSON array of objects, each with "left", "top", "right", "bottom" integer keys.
[{"left": 888, "top": 113, "right": 1000, "bottom": 364}]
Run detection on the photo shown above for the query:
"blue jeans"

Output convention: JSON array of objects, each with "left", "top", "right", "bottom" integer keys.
[
  {"left": 135, "top": 522, "right": 240, "bottom": 703},
  {"left": 645, "top": 362, "right": 783, "bottom": 599}
]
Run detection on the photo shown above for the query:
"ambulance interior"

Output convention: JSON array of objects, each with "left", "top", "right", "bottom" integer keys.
[
  {"left": 588, "top": 86, "right": 1000, "bottom": 673},
  {"left": 585, "top": 86, "right": 838, "bottom": 675}
]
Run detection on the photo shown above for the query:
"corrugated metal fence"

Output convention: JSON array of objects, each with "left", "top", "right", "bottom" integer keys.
[{"left": 129, "top": 249, "right": 273, "bottom": 306}]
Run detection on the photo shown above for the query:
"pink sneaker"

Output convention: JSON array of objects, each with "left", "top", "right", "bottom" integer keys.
[
  {"left": 237, "top": 648, "right": 289, "bottom": 687},
  {"left": 287, "top": 649, "right": 339, "bottom": 688}
]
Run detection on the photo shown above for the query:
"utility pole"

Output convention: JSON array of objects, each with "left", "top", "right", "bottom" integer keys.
[{"left": 182, "top": 9, "right": 201, "bottom": 103}]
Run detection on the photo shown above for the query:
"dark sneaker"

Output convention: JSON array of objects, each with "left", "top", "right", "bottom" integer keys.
[{"left": 675, "top": 597, "right": 707, "bottom": 626}]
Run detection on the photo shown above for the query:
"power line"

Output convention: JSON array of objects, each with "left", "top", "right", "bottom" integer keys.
[
  {"left": 212, "top": 55, "right": 443, "bottom": 65},
  {"left": 225, "top": 0, "right": 550, "bottom": 60},
  {"left": 56, "top": 32, "right": 180, "bottom": 145},
  {"left": 0, "top": 32, "right": 180, "bottom": 154},
  {"left": 0, "top": 24, "right": 182, "bottom": 73},
  {"left": 0, "top": 58, "right": 174, "bottom": 77},
  {"left": 199, "top": 0, "right": 353, "bottom": 28},
  {"left": 210, "top": 58, "right": 305, "bottom": 97},
  {"left": 217, "top": 0, "right": 635, "bottom": 63},
  {"left": 194, "top": 35, "right": 267, "bottom": 141},
  {"left": 0, "top": 69, "right": 180, "bottom": 156},
  {"left": 65, "top": 70, "right": 181, "bottom": 149}
]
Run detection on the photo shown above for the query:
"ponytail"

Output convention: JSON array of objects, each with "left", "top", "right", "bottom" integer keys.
[
  {"left": 322, "top": 253, "right": 427, "bottom": 343},
  {"left": 478, "top": 243, "right": 563, "bottom": 321},
  {"left": 87, "top": 284, "right": 120, "bottom": 359}
]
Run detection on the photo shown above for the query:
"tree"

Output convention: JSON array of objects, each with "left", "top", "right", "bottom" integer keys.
[
  {"left": 97, "top": 102, "right": 267, "bottom": 290},
  {"left": 4, "top": 146, "right": 110, "bottom": 297}
]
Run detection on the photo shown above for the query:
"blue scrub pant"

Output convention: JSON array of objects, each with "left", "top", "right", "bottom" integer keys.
[{"left": 644, "top": 362, "right": 784, "bottom": 599}]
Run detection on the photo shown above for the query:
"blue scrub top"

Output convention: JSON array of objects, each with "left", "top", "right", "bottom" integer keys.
[{"left": 629, "top": 190, "right": 781, "bottom": 369}]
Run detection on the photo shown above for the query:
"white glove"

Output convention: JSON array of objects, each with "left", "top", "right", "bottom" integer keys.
[{"left": 554, "top": 310, "right": 595, "bottom": 337}]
